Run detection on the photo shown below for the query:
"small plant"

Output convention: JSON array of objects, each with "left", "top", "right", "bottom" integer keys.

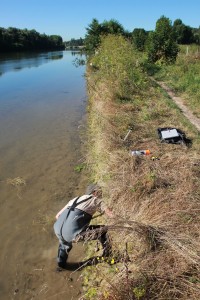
[
  {"left": 188, "top": 276, "right": 199, "bottom": 284},
  {"left": 85, "top": 287, "right": 97, "bottom": 299},
  {"left": 74, "top": 163, "right": 85, "bottom": 172},
  {"left": 133, "top": 286, "right": 146, "bottom": 300}
]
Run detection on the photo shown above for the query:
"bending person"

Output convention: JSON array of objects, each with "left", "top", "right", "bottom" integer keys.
[{"left": 54, "top": 184, "right": 113, "bottom": 268}]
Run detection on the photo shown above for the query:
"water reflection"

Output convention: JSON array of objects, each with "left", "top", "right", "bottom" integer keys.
[
  {"left": 0, "top": 51, "right": 63, "bottom": 76},
  {"left": 71, "top": 52, "right": 86, "bottom": 67}
]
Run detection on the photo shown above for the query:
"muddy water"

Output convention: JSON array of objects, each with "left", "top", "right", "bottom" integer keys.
[{"left": 0, "top": 51, "right": 88, "bottom": 299}]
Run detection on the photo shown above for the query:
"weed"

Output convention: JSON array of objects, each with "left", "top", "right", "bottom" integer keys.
[
  {"left": 85, "top": 287, "right": 97, "bottom": 299},
  {"left": 74, "top": 163, "right": 86, "bottom": 173},
  {"left": 133, "top": 286, "right": 146, "bottom": 300}
]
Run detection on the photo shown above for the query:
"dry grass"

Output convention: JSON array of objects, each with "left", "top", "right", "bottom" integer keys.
[{"left": 83, "top": 67, "right": 200, "bottom": 299}]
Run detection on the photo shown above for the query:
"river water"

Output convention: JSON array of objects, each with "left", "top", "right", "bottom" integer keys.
[{"left": 0, "top": 51, "right": 88, "bottom": 299}]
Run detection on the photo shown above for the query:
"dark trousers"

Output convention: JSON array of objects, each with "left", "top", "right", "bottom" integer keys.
[{"left": 57, "top": 224, "right": 111, "bottom": 266}]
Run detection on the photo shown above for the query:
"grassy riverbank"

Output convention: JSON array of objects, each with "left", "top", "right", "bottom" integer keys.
[{"left": 82, "top": 35, "right": 200, "bottom": 300}]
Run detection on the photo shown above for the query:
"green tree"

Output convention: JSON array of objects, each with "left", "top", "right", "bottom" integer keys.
[
  {"left": 0, "top": 27, "right": 8, "bottom": 50},
  {"left": 84, "top": 18, "right": 102, "bottom": 54},
  {"left": 173, "top": 19, "right": 194, "bottom": 44},
  {"left": 193, "top": 26, "right": 200, "bottom": 45},
  {"left": 147, "top": 16, "right": 179, "bottom": 64},
  {"left": 101, "top": 19, "right": 125, "bottom": 35},
  {"left": 84, "top": 18, "right": 127, "bottom": 54},
  {"left": 132, "top": 28, "right": 148, "bottom": 51},
  {"left": 91, "top": 35, "right": 146, "bottom": 98},
  {"left": 65, "top": 38, "right": 84, "bottom": 48},
  {"left": 0, "top": 26, "right": 64, "bottom": 52},
  {"left": 50, "top": 35, "right": 63, "bottom": 48}
]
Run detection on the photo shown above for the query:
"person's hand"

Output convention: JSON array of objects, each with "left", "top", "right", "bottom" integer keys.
[{"left": 105, "top": 207, "right": 114, "bottom": 218}]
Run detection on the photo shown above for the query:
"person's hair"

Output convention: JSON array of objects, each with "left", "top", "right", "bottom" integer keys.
[{"left": 86, "top": 183, "right": 101, "bottom": 195}]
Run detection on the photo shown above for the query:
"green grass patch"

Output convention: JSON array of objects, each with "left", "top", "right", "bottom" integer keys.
[{"left": 153, "top": 44, "right": 200, "bottom": 117}]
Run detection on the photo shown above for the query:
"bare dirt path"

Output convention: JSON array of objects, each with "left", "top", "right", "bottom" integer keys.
[{"left": 153, "top": 79, "right": 200, "bottom": 132}]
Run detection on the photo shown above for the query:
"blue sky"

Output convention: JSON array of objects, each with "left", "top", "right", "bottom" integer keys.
[{"left": 1, "top": 0, "right": 200, "bottom": 42}]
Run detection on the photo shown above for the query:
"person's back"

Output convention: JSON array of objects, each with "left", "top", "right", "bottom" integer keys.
[{"left": 54, "top": 194, "right": 101, "bottom": 244}]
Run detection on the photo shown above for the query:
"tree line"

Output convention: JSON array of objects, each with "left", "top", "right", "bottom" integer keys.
[
  {"left": 67, "top": 17, "right": 200, "bottom": 52},
  {"left": 65, "top": 38, "right": 84, "bottom": 48},
  {"left": 0, "top": 27, "right": 65, "bottom": 52},
  {"left": 1, "top": 16, "right": 199, "bottom": 59},
  {"left": 82, "top": 16, "right": 200, "bottom": 64}
]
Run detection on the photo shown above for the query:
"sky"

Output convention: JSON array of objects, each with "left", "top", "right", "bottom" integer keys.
[{"left": 1, "top": 0, "right": 200, "bottom": 42}]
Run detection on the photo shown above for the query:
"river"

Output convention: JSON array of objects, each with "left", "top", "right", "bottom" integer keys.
[{"left": 0, "top": 51, "right": 87, "bottom": 300}]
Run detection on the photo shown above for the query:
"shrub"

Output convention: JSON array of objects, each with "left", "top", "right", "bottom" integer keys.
[{"left": 91, "top": 35, "right": 148, "bottom": 99}]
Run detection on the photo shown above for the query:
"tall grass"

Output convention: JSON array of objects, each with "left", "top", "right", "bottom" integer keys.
[
  {"left": 83, "top": 36, "right": 200, "bottom": 300},
  {"left": 90, "top": 35, "right": 147, "bottom": 101},
  {"left": 153, "top": 44, "right": 200, "bottom": 118}
]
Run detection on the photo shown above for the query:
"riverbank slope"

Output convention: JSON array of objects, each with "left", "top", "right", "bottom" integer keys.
[{"left": 83, "top": 36, "right": 200, "bottom": 300}]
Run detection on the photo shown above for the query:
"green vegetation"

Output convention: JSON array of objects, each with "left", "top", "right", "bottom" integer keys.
[
  {"left": 90, "top": 35, "right": 146, "bottom": 99},
  {"left": 132, "top": 28, "right": 148, "bottom": 52},
  {"left": 84, "top": 16, "right": 200, "bottom": 57},
  {"left": 147, "top": 16, "right": 179, "bottom": 64},
  {"left": 152, "top": 44, "right": 200, "bottom": 117},
  {"left": 0, "top": 27, "right": 64, "bottom": 52},
  {"left": 173, "top": 19, "right": 194, "bottom": 44},
  {"left": 2, "top": 15, "right": 200, "bottom": 55},
  {"left": 82, "top": 28, "right": 200, "bottom": 299},
  {"left": 84, "top": 18, "right": 129, "bottom": 54},
  {"left": 74, "top": 163, "right": 86, "bottom": 173},
  {"left": 65, "top": 37, "right": 84, "bottom": 49}
]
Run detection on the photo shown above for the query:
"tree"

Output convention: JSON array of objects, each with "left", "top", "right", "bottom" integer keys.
[
  {"left": 91, "top": 34, "right": 146, "bottom": 98},
  {"left": 193, "top": 26, "right": 200, "bottom": 45},
  {"left": 84, "top": 19, "right": 102, "bottom": 54},
  {"left": 147, "top": 16, "right": 179, "bottom": 64},
  {"left": 173, "top": 19, "right": 194, "bottom": 44},
  {"left": 132, "top": 28, "right": 148, "bottom": 51},
  {"left": 101, "top": 19, "right": 125, "bottom": 35},
  {"left": 84, "top": 18, "right": 126, "bottom": 54},
  {"left": 50, "top": 35, "right": 63, "bottom": 48},
  {"left": 65, "top": 38, "right": 84, "bottom": 48},
  {"left": 0, "top": 27, "right": 8, "bottom": 50},
  {"left": 0, "top": 26, "right": 64, "bottom": 52}
]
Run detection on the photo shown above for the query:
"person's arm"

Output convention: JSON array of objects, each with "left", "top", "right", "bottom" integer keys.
[
  {"left": 104, "top": 207, "right": 114, "bottom": 218},
  {"left": 99, "top": 200, "right": 114, "bottom": 218},
  {"left": 94, "top": 195, "right": 114, "bottom": 218}
]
